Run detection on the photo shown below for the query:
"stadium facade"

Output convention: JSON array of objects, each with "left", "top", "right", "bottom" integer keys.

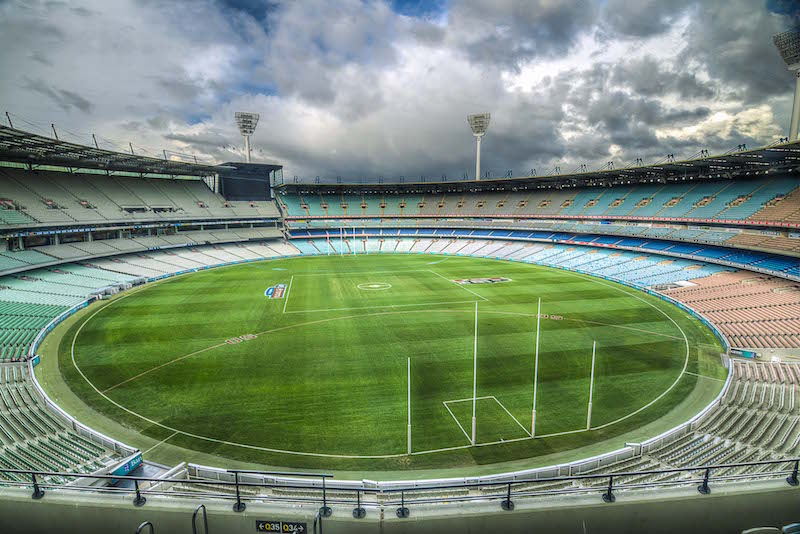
[{"left": 0, "top": 123, "right": 799, "bottom": 532}]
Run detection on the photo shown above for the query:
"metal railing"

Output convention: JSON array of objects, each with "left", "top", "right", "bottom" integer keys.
[
  {"left": 0, "top": 457, "right": 797, "bottom": 518},
  {"left": 192, "top": 504, "right": 208, "bottom": 534}
]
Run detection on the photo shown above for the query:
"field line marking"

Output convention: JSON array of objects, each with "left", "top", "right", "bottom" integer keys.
[
  {"left": 491, "top": 396, "right": 532, "bottom": 437},
  {"left": 101, "top": 308, "right": 484, "bottom": 394},
  {"left": 284, "top": 299, "right": 478, "bottom": 314},
  {"left": 67, "top": 254, "right": 700, "bottom": 460},
  {"left": 282, "top": 275, "right": 294, "bottom": 314},
  {"left": 410, "top": 443, "right": 473, "bottom": 455},
  {"left": 142, "top": 431, "right": 179, "bottom": 455},
  {"left": 535, "top": 428, "right": 588, "bottom": 439},
  {"left": 565, "top": 318, "right": 684, "bottom": 341},
  {"left": 444, "top": 396, "right": 494, "bottom": 404},
  {"left": 412, "top": 435, "right": 535, "bottom": 456},
  {"left": 74, "top": 304, "right": 501, "bottom": 458},
  {"left": 474, "top": 435, "right": 533, "bottom": 447},
  {"left": 569, "top": 273, "right": 691, "bottom": 431},
  {"left": 442, "top": 401, "right": 472, "bottom": 444},
  {"left": 685, "top": 371, "right": 725, "bottom": 382},
  {"left": 102, "top": 342, "right": 228, "bottom": 393},
  {"left": 426, "top": 269, "right": 489, "bottom": 301},
  {"left": 485, "top": 310, "right": 683, "bottom": 341},
  {"left": 72, "top": 311, "right": 409, "bottom": 458},
  {"left": 292, "top": 269, "right": 430, "bottom": 276}
]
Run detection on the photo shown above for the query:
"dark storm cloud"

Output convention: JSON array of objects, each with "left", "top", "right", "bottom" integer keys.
[
  {"left": 680, "top": 0, "right": 796, "bottom": 103},
  {"left": 448, "top": 0, "right": 596, "bottom": 70},
  {"left": 156, "top": 76, "right": 206, "bottom": 101},
  {"left": 611, "top": 57, "right": 716, "bottom": 100},
  {"left": 213, "top": 0, "right": 277, "bottom": 20},
  {"left": 1, "top": 0, "right": 797, "bottom": 179},
  {"left": 22, "top": 78, "right": 93, "bottom": 113},
  {"left": 601, "top": 0, "right": 694, "bottom": 38},
  {"left": 29, "top": 51, "right": 52, "bottom": 66},
  {"left": 260, "top": 0, "right": 401, "bottom": 109}
]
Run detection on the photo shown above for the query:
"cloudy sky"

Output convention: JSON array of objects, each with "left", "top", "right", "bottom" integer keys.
[{"left": 0, "top": 0, "right": 799, "bottom": 180}]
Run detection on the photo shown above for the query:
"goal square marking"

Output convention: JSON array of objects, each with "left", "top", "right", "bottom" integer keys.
[{"left": 443, "top": 395, "right": 531, "bottom": 445}]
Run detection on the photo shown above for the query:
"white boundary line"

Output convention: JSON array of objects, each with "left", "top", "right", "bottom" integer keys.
[
  {"left": 445, "top": 395, "right": 494, "bottom": 403},
  {"left": 283, "top": 299, "right": 478, "bottom": 314},
  {"left": 476, "top": 309, "right": 684, "bottom": 341},
  {"left": 142, "top": 431, "right": 179, "bottom": 455},
  {"left": 69, "top": 260, "right": 693, "bottom": 459},
  {"left": 443, "top": 396, "right": 532, "bottom": 439},
  {"left": 566, "top": 272, "right": 691, "bottom": 431},
  {"left": 282, "top": 275, "right": 294, "bottom": 314},
  {"left": 442, "top": 402, "right": 471, "bottom": 443},
  {"left": 427, "top": 269, "right": 489, "bottom": 301},
  {"left": 491, "top": 396, "right": 532, "bottom": 437},
  {"left": 290, "top": 269, "right": 431, "bottom": 276},
  {"left": 103, "top": 341, "right": 228, "bottom": 393},
  {"left": 686, "top": 371, "right": 725, "bottom": 382}
]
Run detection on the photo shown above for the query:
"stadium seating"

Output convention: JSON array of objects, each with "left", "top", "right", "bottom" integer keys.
[
  {"left": 0, "top": 239, "right": 304, "bottom": 362},
  {"left": 662, "top": 271, "right": 800, "bottom": 349},
  {"left": 746, "top": 183, "right": 800, "bottom": 224},
  {"left": 0, "top": 168, "right": 279, "bottom": 228},
  {"left": 276, "top": 177, "right": 800, "bottom": 225},
  {"left": 0, "top": 363, "right": 120, "bottom": 482}
]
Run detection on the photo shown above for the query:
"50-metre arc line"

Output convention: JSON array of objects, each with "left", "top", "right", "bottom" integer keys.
[{"left": 68, "top": 264, "right": 692, "bottom": 459}]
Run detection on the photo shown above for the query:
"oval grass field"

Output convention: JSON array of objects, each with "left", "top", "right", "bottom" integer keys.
[{"left": 55, "top": 253, "right": 727, "bottom": 474}]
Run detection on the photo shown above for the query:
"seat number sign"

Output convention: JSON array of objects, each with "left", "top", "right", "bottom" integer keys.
[{"left": 256, "top": 520, "right": 306, "bottom": 533}]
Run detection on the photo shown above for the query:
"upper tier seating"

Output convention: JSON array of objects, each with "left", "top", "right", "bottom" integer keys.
[
  {"left": 0, "top": 227, "right": 282, "bottom": 276},
  {"left": 747, "top": 184, "right": 800, "bottom": 224},
  {"left": 0, "top": 168, "right": 279, "bottom": 228},
  {"left": 276, "top": 177, "right": 800, "bottom": 224}
]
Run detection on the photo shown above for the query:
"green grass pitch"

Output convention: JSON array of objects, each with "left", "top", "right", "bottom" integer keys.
[{"left": 52, "top": 253, "right": 727, "bottom": 475}]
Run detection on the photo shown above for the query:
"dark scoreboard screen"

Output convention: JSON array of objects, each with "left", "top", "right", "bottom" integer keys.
[{"left": 218, "top": 162, "right": 282, "bottom": 202}]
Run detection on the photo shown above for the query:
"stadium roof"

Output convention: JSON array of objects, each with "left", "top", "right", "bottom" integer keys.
[
  {"left": 0, "top": 125, "right": 226, "bottom": 177},
  {"left": 277, "top": 139, "right": 800, "bottom": 190}
]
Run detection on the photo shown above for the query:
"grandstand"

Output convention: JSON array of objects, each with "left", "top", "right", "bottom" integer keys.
[{"left": 0, "top": 124, "right": 798, "bottom": 532}]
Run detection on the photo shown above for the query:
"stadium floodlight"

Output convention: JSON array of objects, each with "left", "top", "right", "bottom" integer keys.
[
  {"left": 235, "top": 112, "right": 260, "bottom": 163},
  {"left": 467, "top": 113, "right": 490, "bottom": 181},
  {"left": 773, "top": 27, "right": 800, "bottom": 141}
]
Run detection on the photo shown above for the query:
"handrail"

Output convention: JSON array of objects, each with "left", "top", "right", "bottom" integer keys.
[
  {"left": 17, "top": 239, "right": 794, "bottom": 503},
  {"left": 0, "top": 457, "right": 796, "bottom": 513},
  {"left": 192, "top": 504, "right": 208, "bottom": 534},
  {"left": 227, "top": 469, "right": 334, "bottom": 478},
  {"left": 136, "top": 521, "right": 154, "bottom": 534},
  {"left": 313, "top": 510, "right": 322, "bottom": 534}
]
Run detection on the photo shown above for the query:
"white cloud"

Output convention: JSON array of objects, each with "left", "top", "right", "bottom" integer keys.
[{"left": 0, "top": 0, "right": 796, "bottom": 178}]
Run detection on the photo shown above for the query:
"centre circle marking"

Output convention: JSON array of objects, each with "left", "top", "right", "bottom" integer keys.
[
  {"left": 67, "top": 259, "right": 692, "bottom": 460},
  {"left": 357, "top": 282, "right": 392, "bottom": 290}
]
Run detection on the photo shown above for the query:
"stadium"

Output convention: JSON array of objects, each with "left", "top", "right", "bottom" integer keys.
[{"left": 2, "top": 2, "right": 800, "bottom": 533}]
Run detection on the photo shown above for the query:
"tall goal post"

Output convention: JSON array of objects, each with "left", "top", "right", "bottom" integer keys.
[
  {"left": 471, "top": 301, "right": 478, "bottom": 446},
  {"left": 587, "top": 341, "right": 597, "bottom": 430},
  {"left": 531, "top": 297, "right": 541, "bottom": 437},
  {"left": 407, "top": 357, "right": 412, "bottom": 455}
]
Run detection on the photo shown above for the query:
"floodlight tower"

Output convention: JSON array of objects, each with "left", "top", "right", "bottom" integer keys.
[
  {"left": 235, "top": 112, "right": 260, "bottom": 163},
  {"left": 467, "top": 113, "right": 491, "bottom": 181},
  {"left": 773, "top": 27, "right": 800, "bottom": 141}
]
